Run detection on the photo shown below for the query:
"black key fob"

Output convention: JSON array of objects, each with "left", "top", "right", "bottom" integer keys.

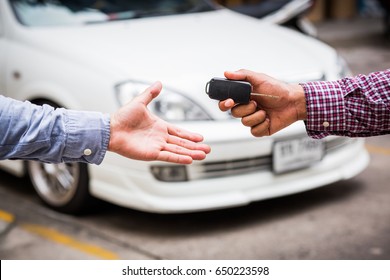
[{"left": 205, "top": 78, "right": 252, "bottom": 104}]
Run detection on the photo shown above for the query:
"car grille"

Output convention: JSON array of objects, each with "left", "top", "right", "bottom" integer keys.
[
  {"left": 194, "top": 137, "right": 354, "bottom": 180},
  {"left": 199, "top": 155, "right": 272, "bottom": 179}
]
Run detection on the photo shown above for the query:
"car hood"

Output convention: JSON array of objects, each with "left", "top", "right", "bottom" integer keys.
[{"left": 18, "top": 9, "right": 335, "bottom": 118}]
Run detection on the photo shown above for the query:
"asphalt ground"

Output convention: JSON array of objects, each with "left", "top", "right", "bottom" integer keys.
[{"left": 1, "top": 16, "right": 390, "bottom": 260}]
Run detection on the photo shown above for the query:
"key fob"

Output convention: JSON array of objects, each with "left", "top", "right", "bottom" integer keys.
[{"left": 205, "top": 78, "right": 251, "bottom": 104}]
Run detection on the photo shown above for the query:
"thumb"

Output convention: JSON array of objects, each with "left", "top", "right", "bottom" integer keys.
[
  {"left": 224, "top": 70, "right": 246, "bottom": 81},
  {"left": 137, "top": 81, "right": 162, "bottom": 106},
  {"left": 224, "top": 69, "right": 255, "bottom": 81}
]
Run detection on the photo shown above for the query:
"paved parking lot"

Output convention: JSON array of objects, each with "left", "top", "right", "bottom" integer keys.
[{"left": 1, "top": 16, "right": 390, "bottom": 260}]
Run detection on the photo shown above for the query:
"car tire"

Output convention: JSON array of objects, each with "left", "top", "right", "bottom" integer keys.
[
  {"left": 26, "top": 100, "right": 95, "bottom": 214},
  {"left": 26, "top": 161, "right": 93, "bottom": 214}
]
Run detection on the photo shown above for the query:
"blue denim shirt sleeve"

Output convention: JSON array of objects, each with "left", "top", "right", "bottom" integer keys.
[{"left": 0, "top": 95, "right": 110, "bottom": 164}]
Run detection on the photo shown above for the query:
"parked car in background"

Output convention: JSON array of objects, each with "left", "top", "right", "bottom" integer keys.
[
  {"left": 221, "top": 0, "right": 317, "bottom": 36},
  {"left": 377, "top": 0, "right": 390, "bottom": 37},
  {"left": 0, "top": 0, "right": 369, "bottom": 214}
]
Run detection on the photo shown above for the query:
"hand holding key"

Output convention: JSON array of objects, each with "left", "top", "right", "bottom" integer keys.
[
  {"left": 206, "top": 78, "right": 279, "bottom": 104},
  {"left": 213, "top": 69, "right": 307, "bottom": 137}
]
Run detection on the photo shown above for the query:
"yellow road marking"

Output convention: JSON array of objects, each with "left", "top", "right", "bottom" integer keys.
[
  {"left": 365, "top": 144, "right": 390, "bottom": 156},
  {"left": 0, "top": 210, "right": 15, "bottom": 223},
  {"left": 21, "top": 224, "right": 119, "bottom": 260}
]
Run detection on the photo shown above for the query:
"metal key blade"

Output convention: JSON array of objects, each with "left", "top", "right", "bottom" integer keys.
[{"left": 251, "top": 93, "right": 280, "bottom": 99}]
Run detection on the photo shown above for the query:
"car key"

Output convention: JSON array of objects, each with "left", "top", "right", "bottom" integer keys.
[{"left": 205, "top": 78, "right": 278, "bottom": 104}]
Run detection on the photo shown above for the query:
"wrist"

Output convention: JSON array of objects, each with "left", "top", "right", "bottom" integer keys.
[
  {"left": 291, "top": 84, "right": 307, "bottom": 121},
  {"left": 108, "top": 113, "right": 118, "bottom": 153}
]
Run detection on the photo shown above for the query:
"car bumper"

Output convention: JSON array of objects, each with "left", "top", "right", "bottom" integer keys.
[{"left": 89, "top": 123, "right": 369, "bottom": 213}]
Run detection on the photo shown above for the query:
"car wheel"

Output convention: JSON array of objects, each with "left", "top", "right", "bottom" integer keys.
[
  {"left": 26, "top": 99, "right": 94, "bottom": 214},
  {"left": 26, "top": 160, "right": 92, "bottom": 214}
]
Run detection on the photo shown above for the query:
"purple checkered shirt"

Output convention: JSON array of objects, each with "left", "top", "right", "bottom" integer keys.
[{"left": 302, "top": 69, "right": 390, "bottom": 139}]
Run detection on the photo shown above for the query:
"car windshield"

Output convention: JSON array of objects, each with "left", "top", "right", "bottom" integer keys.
[
  {"left": 229, "top": 0, "right": 296, "bottom": 18},
  {"left": 9, "top": 0, "right": 216, "bottom": 27}
]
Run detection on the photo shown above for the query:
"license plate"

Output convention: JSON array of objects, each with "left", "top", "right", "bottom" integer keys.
[{"left": 273, "top": 138, "right": 325, "bottom": 174}]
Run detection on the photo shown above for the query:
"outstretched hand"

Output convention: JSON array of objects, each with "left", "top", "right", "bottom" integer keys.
[
  {"left": 109, "top": 82, "right": 211, "bottom": 164},
  {"left": 218, "top": 70, "right": 307, "bottom": 137}
]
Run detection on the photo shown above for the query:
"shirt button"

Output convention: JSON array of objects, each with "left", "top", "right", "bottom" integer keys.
[
  {"left": 322, "top": 121, "right": 330, "bottom": 128},
  {"left": 83, "top": 149, "right": 92, "bottom": 156}
]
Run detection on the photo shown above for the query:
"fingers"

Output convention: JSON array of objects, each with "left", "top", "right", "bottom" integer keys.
[
  {"left": 159, "top": 125, "right": 211, "bottom": 164},
  {"left": 218, "top": 99, "right": 235, "bottom": 112},
  {"left": 230, "top": 101, "right": 257, "bottom": 118},
  {"left": 156, "top": 136, "right": 209, "bottom": 164},
  {"left": 231, "top": 103, "right": 269, "bottom": 136},
  {"left": 164, "top": 143, "right": 208, "bottom": 161},
  {"left": 136, "top": 81, "right": 162, "bottom": 106},
  {"left": 241, "top": 110, "right": 267, "bottom": 127},
  {"left": 167, "top": 134, "right": 210, "bottom": 154},
  {"left": 167, "top": 125, "right": 211, "bottom": 152},
  {"left": 157, "top": 152, "right": 194, "bottom": 165},
  {"left": 250, "top": 118, "right": 271, "bottom": 137},
  {"left": 219, "top": 100, "right": 258, "bottom": 117},
  {"left": 218, "top": 98, "right": 269, "bottom": 137},
  {"left": 163, "top": 125, "right": 211, "bottom": 164}
]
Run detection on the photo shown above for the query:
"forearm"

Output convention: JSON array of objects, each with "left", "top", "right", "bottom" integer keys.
[
  {"left": 0, "top": 96, "right": 110, "bottom": 164},
  {"left": 302, "top": 69, "right": 390, "bottom": 138}
]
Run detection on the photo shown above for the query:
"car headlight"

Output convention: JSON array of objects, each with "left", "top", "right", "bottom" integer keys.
[
  {"left": 115, "top": 81, "right": 212, "bottom": 121},
  {"left": 150, "top": 165, "right": 188, "bottom": 182}
]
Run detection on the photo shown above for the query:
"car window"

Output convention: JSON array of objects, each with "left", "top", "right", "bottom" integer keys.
[{"left": 9, "top": 0, "right": 217, "bottom": 27}]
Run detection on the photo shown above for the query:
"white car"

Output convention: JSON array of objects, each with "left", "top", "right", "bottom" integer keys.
[{"left": 0, "top": 0, "right": 369, "bottom": 214}]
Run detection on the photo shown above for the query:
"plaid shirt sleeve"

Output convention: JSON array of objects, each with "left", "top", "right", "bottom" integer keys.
[{"left": 301, "top": 69, "right": 390, "bottom": 139}]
